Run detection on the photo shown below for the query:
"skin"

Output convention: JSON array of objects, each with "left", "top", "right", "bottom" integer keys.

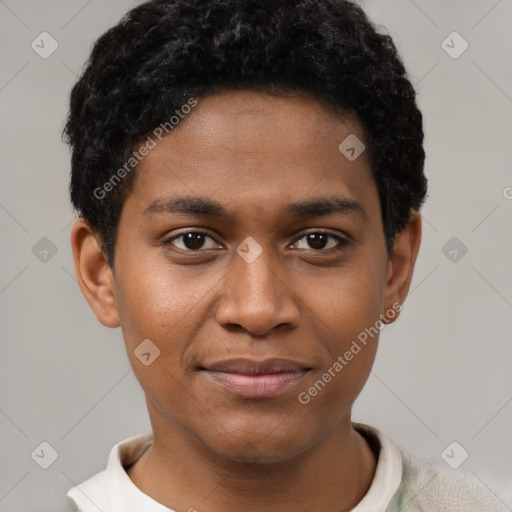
[{"left": 71, "top": 89, "right": 422, "bottom": 512}]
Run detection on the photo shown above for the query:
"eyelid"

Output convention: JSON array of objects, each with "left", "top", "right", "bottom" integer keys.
[
  {"left": 167, "top": 228, "right": 215, "bottom": 239},
  {"left": 296, "top": 227, "right": 348, "bottom": 237}
]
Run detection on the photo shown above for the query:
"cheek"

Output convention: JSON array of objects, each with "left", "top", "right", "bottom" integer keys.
[
  {"left": 297, "top": 266, "right": 384, "bottom": 392},
  {"left": 298, "top": 292, "right": 380, "bottom": 418},
  {"left": 114, "top": 255, "right": 209, "bottom": 342},
  {"left": 303, "top": 263, "right": 385, "bottom": 342},
  {"left": 113, "top": 257, "right": 220, "bottom": 389}
]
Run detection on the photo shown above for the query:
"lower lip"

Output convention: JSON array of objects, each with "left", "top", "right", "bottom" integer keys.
[{"left": 203, "top": 371, "right": 309, "bottom": 399}]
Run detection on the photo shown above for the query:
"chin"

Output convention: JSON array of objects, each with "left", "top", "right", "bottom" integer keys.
[{"left": 201, "top": 426, "right": 314, "bottom": 465}]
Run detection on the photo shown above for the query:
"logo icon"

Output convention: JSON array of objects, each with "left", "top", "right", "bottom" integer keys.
[
  {"left": 31, "top": 32, "right": 59, "bottom": 59},
  {"left": 441, "top": 441, "right": 469, "bottom": 469},
  {"left": 442, "top": 237, "right": 468, "bottom": 263},
  {"left": 236, "top": 237, "right": 263, "bottom": 264},
  {"left": 441, "top": 32, "right": 468, "bottom": 59},
  {"left": 32, "top": 237, "right": 58, "bottom": 263},
  {"left": 338, "top": 134, "right": 365, "bottom": 161},
  {"left": 31, "top": 441, "right": 59, "bottom": 469},
  {"left": 134, "top": 339, "right": 161, "bottom": 366}
]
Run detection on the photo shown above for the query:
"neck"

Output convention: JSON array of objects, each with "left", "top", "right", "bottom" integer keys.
[{"left": 127, "top": 410, "right": 377, "bottom": 512}]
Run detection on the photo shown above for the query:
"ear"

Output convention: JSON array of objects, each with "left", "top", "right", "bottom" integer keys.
[
  {"left": 70, "top": 218, "right": 120, "bottom": 328},
  {"left": 381, "top": 211, "right": 422, "bottom": 324}
]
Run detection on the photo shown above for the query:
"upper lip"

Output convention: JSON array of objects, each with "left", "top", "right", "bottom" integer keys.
[{"left": 201, "top": 358, "right": 311, "bottom": 375}]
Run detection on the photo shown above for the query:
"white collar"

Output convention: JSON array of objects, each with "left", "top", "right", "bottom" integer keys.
[
  {"left": 68, "top": 433, "right": 171, "bottom": 512},
  {"left": 350, "top": 423, "right": 403, "bottom": 511},
  {"left": 67, "top": 423, "right": 402, "bottom": 512}
]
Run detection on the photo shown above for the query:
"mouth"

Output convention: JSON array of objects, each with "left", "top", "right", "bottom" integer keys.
[{"left": 199, "top": 358, "right": 312, "bottom": 399}]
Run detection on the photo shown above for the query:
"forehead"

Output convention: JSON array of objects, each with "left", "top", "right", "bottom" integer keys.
[{"left": 125, "top": 90, "right": 379, "bottom": 221}]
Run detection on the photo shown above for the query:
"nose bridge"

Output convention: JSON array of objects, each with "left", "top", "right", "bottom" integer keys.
[
  {"left": 215, "top": 244, "right": 299, "bottom": 335},
  {"left": 234, "top": 246, "right": 278, "bottom": 299}
]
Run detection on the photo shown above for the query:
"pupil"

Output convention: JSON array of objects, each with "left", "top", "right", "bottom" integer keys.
[
  {"left": 184, "top": 233, "right": 205, "bottom": 250},
  {"left": 308, "top": 233, "right": 327, "bottom": 249}
]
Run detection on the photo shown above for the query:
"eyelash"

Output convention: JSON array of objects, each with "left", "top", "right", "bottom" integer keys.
[{"left": 163, "top": 230, "right": 349, "bottom": 253}]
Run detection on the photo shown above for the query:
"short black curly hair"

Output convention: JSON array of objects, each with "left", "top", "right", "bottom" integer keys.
[{"left": 63, "top": 0, "right": 427, "bottom": 270}]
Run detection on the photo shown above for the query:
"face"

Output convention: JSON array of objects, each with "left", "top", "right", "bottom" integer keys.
[{"left": 72, "top": 89, "right": 420, "bottom": 464}]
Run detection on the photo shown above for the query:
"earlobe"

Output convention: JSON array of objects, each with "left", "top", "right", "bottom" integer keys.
[
  {"left": 381, "top": 211, "right": 422, "bottom": 324},
  {"left": 70, "top": 218, "right": 120, "bottom": 328}
]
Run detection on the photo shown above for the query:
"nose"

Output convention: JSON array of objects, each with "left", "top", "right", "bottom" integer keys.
[{"left": 215, "top": 247, "right": 300, "bottom": 336}]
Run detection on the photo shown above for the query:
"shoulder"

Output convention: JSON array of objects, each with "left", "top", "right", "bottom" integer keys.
[
  {"left": 66, "top": 432, "right": 154, "bottom": 512},
  {"left": 387, "top": 452, "right": 509, "bottom": 512},
  {"left": 66, "top": 469, "right": 110, "bottom": 512}
]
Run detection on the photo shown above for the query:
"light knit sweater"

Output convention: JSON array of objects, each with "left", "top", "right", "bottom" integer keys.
[{"left": 67, "top": 423, "right": 509, "bottom": 512}]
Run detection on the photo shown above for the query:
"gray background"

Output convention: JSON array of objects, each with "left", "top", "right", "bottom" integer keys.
[{"left": 0, "top": 0, "right": 511, "bottom": 510}]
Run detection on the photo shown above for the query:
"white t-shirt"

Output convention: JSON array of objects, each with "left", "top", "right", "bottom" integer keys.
[{"left": 66, "top": 423, "right": 507, "bottom": 512}]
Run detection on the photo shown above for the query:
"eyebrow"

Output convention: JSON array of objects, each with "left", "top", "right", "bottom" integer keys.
[{"left": 142, "top": 196, "right": 368, "bottom": 222}]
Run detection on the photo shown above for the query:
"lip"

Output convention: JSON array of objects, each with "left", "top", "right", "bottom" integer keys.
[{"left": 200, "top": 358, "right": 311, "bottom": 399}]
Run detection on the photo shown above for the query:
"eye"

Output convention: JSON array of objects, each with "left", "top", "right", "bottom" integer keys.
[
  {"left": 164, "top": 230, "right": 220, "bottom": 251},
  {"left": 291, "top": 231, "right": 349, "bottom": 251}
]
